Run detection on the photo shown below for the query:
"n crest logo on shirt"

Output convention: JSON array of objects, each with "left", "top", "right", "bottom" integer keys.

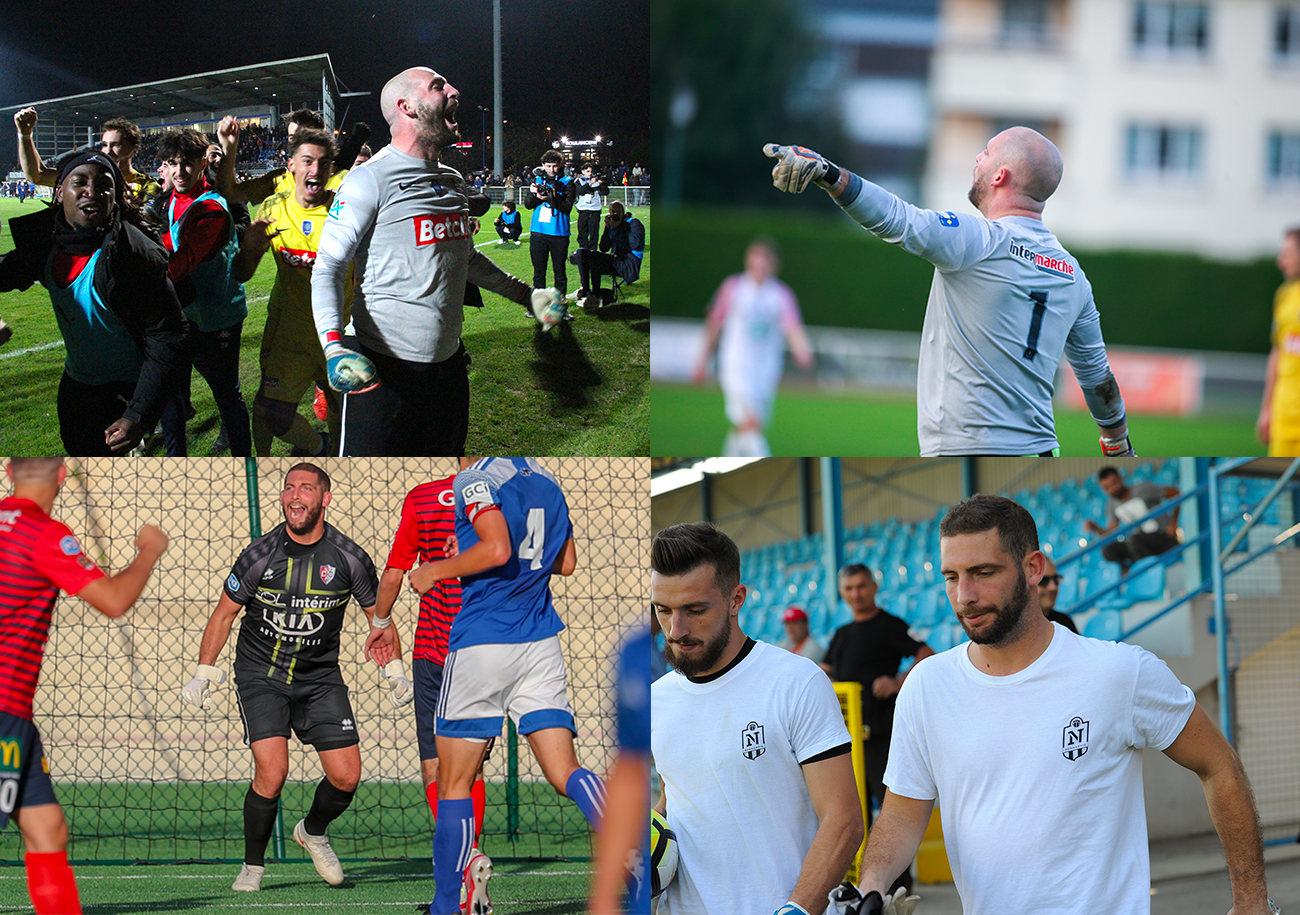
[
  {"left": 741, "top": 721, "right": 766, "bottom": 760},
  {"left": 1063, "top": 716, "right": 1089, "bottom": 761},
  {"left": 319, "top": 564, "right": 337, "bottom": 585}
]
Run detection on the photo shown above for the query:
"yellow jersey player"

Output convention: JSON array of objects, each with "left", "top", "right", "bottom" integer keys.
[
  {"left": 1258, "top": 227, "right": 1300, "bottom": 456},
  {"left": 231, "top": 127, "right": 352, "bottom": 456},
  {"left": 14, "top": 110, "right": 160, "bottom": 208}
]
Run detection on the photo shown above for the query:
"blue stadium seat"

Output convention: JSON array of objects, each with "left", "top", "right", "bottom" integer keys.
[
  {"left": 1122, "top": 556, "right": 1166, "bottom": 603},
  {"left": 1084, "top": 609, "right": 1122, "bottom": 641}
]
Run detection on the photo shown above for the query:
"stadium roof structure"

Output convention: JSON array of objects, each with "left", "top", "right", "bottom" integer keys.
[{"left": 0, "top": 54, "right": 353, "bottom": 137}]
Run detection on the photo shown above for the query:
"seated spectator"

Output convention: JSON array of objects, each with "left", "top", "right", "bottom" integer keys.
[
  {"left": 1084, "top": 466, "right": 1180, "bottom": 573},
  {"left": 1037, "top": 554, "right": 1078, "bottom": 633},
  {"left": 494, "top": 200, "right": 522, "bottom": 244},
  {"left": 778, "top": 605, "right": 825, "bottom": 663},
  {"left": 570, "top": 200, "right": 643, "bottom": 309}
]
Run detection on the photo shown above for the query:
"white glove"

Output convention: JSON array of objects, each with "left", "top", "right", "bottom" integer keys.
[
  {"left": 181, "top": 664, "right": 226, "bottom": 709},
  {"left": 882, "top": 887, "right": 920, "bottom": 915},
  {"left": 1099, "top": 433, "right": 1137, "bottom": 457},
  {"left": 763, "top": 143, "right": 836, "bottom": 194},
  {"left": 530, "top": 287, "right": 567, "bottom": 332},
  {"left": 382, "top": 659, "right": 414, "bottom": 708}
]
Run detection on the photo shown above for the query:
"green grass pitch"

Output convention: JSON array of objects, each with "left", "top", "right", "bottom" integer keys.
[
  {"left": 0, "top": 197, "right": 649, "bottom": 455},
  {"left": 650, "top": 383, "right": 1264, "bottom": 456}
]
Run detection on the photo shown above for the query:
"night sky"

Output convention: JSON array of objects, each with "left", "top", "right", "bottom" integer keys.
[{"left": 0, "top": 0, "right": 649, "bottom": 170}]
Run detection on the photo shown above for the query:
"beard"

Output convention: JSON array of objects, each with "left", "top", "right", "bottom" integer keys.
[
  {"left": 967, "top": 177, "right": 986, "bottom": 211},
  {"left": 414, "top": 100, "right": 459, "bottom": 150},
  {"left": 663, "top": 612, "right": 732, "bottom": 677},
  {"left": 959, "top": 568, "right": 1031, "bottom": 646},
  {"left": 285, "top": 501, "right": 324, "bottom": 536}
]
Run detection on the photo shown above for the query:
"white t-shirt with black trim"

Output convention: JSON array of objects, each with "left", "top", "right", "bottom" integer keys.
[
  {"left": 884, "top": 623, "right": 1195, "bottom": 915},
  {"left": 652, "top": 639, "right": 851, "bottom": 915}
]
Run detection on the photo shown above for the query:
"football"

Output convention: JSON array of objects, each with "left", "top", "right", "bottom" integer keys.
[
  {"left": 650, "top": 809, "right": 678, "bottom": 898},
  {"left": 529, "top": 287, "right": 567, "bottom": 332}
]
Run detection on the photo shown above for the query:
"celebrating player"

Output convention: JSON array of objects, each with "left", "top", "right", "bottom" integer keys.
[
  {"left": 0, "top": 457, "right": 169, "bottom": 915},
  {"left": 651, "top": 522, "right": 863, "bottom": 915},
  {"left": 310, "top": 66, "right": 560, "bottom": 456},
  {"left": 15, "top": 109, "right": 160, "bottom": 207},
  {"left": 0, "top": 151, "right": 188, "bottom": 455},
  {"left": 371, "top": 465, "right": 492, "bottom": 904},
  {"left": 155, "top": 127, "right": 252, "bottom": 456},
  {"left": 844, "top": 494, "right": 1273, "bottom": 915},
  {"left": 1257, "top": 226, "right": 1300, "bottom": 455},
  {"left": 181, "top": 462, "right": 408, "bottom": 892},
  {"left": 230, "top": 125, "right": 348, "bottom": 456},
  {"left": 765, "top": 129, "right": 1134, "bottom": 457},
  {"left": 407, "top": 458, "right": 606, "bottom": 915}
]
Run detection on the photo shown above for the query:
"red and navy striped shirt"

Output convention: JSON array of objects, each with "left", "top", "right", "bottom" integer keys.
[
  {"left": 385, "top": 477, "right": 462, "bottom": 664},
  {"left": 0, "top": 497, "right": 104, "bottom": 719}
]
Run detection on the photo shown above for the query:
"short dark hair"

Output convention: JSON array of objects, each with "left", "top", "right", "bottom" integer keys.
[
  {"left": 288, "top": 128, "right": 338, "bottom": 159},
  {"left": 1286, "top": 226, "right": 1300, "bottom": 246},
  {"left": 838, "top": 562, "right": 875, "bottom": 580},
  {"left": 541, "top": 150, "right": 564, "bottom": 166},
  {"left": 158, "top": 128, "right": 211, "bottom": 164},
  {"left": 939, "top": 494, "right": 1040, "bottom": 566},
  {"left": 651, "top": 523, "right": 740, "bottom": 595},
  {"left": 286, "top": 462, "right": 331, "bottom": 493},
  {"left": 286, "top": 108, "right": 325, "bottom": 130},
  {"left": 101, "top": 117, "right": 142, "bottom": 149},
  {"left": 1097, "top": 466, "right": 1121, "bottom": 481}
]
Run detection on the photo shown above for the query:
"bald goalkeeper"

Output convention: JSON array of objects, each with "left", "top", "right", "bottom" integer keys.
[{"left": 765, "top": 128, "right": 1134, "bottom": 457}]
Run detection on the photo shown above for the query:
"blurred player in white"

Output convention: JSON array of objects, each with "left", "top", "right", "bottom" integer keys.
[
  {"left": 765, "top": 129, "right": 1134, "bottom": 457},
  {"left": 692, "top": 238, "right": 813, "bottom": 457}
]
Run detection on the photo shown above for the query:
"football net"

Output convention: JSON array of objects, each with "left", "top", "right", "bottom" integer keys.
[{"left": 1, "top": 457, "right": 648, "bottom": 864}]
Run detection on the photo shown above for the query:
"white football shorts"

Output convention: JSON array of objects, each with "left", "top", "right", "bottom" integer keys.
[{"left": 436, "top": 635, "right": 577, "bottom": 740}]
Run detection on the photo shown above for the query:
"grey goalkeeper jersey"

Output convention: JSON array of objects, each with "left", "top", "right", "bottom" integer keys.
[
  {"left": 835, "top": 175, "right": 1123, "bottom": 456},
  {"left": 312, "top": 145, "right": 530, "bottom": 364}
]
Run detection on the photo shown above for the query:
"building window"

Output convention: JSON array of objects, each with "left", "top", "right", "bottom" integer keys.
[
  {"left": 1132, "top": 2, "right": 1210, "bottom": 56},
  {"left": 1125, "top": 124, "right": 1202, "bottom": 181},
  {"left": 1267, "top": 131, "right": 1300, "bottom": 185},
  {"left": 1001, "top": 0, "right": 1052, "bottom": 47},
  {"left": 1275, "top": 6, "right": 1300, "bottom": 62}
]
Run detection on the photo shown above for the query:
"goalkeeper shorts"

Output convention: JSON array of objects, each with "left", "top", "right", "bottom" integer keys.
[
  {"left": 436, "top": 636, "right": 576, "bottom": 740},
  {"left": 234, "top": 674, "right": 359, "bottom": 751},
  {"left": 0, "top": 713, "right": 57, "bottom": 828}
]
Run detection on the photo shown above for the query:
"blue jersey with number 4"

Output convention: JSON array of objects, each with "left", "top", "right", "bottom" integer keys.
[{"left": 450, "top": 458, "right": 573, "bottom": 650}]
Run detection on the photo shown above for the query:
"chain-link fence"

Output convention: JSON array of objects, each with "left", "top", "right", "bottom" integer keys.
[{"left": 5, "top": 457, "right": 648, "bottom": 863}]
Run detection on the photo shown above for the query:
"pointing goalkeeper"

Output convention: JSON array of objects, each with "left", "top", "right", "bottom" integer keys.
[{"left": 764, "top": 129, "right": 1134, "bottom": 457}]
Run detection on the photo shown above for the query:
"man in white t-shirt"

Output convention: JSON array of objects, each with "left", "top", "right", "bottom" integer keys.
[
  {"left": 841, "top": 494, "right": 1273, "bottom": 915},
  {"left": 651, "top": 522, "right": 863, "bottom": 915},
  {"left": 692, "top": 238, "right": 813, "bottom": 457}
]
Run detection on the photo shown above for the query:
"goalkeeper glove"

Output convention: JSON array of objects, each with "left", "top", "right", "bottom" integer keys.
[
  {"left": 181, "top": 664, "right": 225, "bottom": 709},
  {"left": 530, "top": 287, "right": 568, "bottom": 332},
  {"left": 773, "top": 904, "right": 811, "bottom": 915},
  {"left": 323, "top": 338, "right": 377, "bottom": 392},
  {"left": 1099, "top": 433, "right": 1137, "bottom": 457},
  {"left": 828, "top": 884, "right": 920, "bottom": 915},
  {"left": 763, "top": 144, "right": 841, "bottom": 194},
  {"left": 382, "top": 659, "right": 414, "bottom": 708}
]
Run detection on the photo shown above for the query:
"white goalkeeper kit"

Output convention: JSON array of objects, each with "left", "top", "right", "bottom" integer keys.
[
  {"left": 832, "top": 176, "right": 1125, "bottom": 455},
  {"left": 311, "top": 145, "right": 529, "bottom": 365}
]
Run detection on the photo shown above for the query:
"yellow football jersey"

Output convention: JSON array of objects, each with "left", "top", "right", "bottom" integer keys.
[
  {"left": 1270, "top": 279, "right": 1300, "bottom": 445},
  {"left": 255, "top": 187, "right": 352, "bottom": 339}
]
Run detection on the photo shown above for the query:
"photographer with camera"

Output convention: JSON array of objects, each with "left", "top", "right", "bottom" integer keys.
[
  {"left": 525, "top": 150, "right": 576, "bottom": 303},
  {"left": 571, "top": 200, "right": 643, "bottom": 310},
  {"left": 574, "top": 163, "right": 608, "bottom": 252},
  {"left": 494, "top": 200, "right": 522, "bottom": 245}
]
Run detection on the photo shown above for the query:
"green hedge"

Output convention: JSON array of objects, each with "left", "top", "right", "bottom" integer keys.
[{"left": 658, "top": 207, "right": 1280, "bottom": 354}]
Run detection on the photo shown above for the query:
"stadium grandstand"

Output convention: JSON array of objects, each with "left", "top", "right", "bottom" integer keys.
[
  {"left": 0, "top": 54, "right": 360, "bottom": 180},
  {"left": 652, "top": 457, "right": 1300, "bottom": 847}
]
